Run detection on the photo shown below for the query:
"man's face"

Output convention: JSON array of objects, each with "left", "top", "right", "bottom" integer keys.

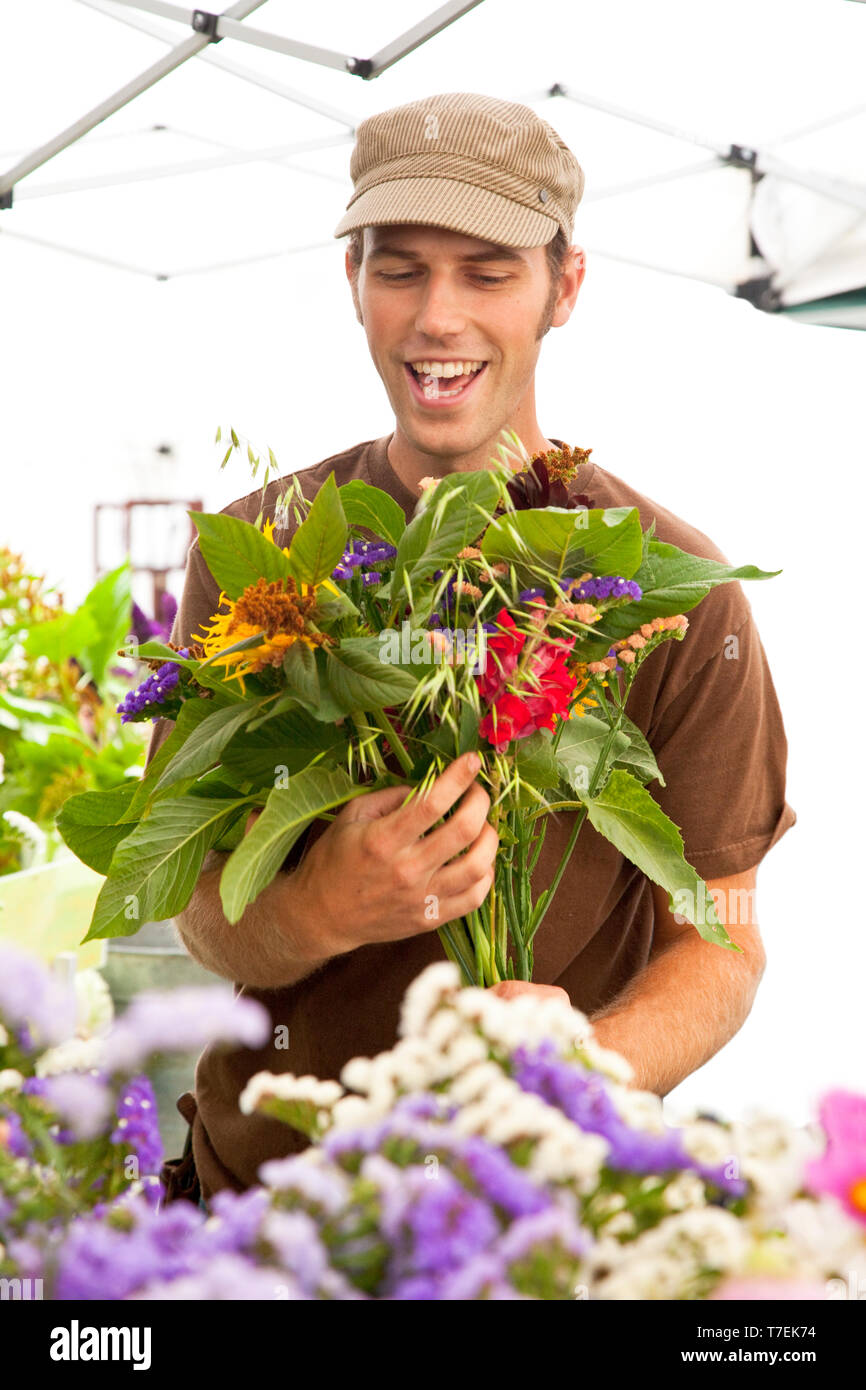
[{"left": 346, "top": 224, "right": 584, "bottom": 461}]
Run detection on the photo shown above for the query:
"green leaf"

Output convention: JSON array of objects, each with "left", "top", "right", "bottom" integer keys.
[
  {"left": 338, "top": 479, "right": 405, "bottom": 547},
  {"left": 220, "top": 705, "right": 347, "bottom": 783},
  {"left": 582, "top": 770, "right": 738, "bottom": 949},
  {"left": 56, "top": 781, "right": 140, "bottom": 874},
  {"left": 219, "top": 766, "right": 367, "bottom": 923},
  {"left": 514, "top": 729, "right": 561, "bottom": 792},
  {"left": 481, "top": 507, "right": 643, "bottom": 585},
  {"left": 75, "top": 562, "right": 134, "bottom": 688},
  {"left": 280, "top": 642, "right": 320, "bottom": 710},
  {"left": 555, "top": 715, "right": 630, "bottom": 798},
  {"left": 319, "top": 636, "right": 418, "bottom": 715},
  {"left": 153, "top": 699, "right": 272, "bottom": 795},
  {"left": 190, "top": 512, "right": 294, "bottom": 599},
  {"left": 589, "top": 539, "right": 781, "bottom": 649},
  {"left": 391, "top": 471, "right": 501, "bottom": 611},
  {"left": 124, "top": 699, "right": 227, "bottom": 821},
  {"left": 611, "top": 713, "right": 665, "bottom": 787},
  {"left": 285, "top": 474, "right": 348, "bottom": 587},
  {"left": 83, "top": 796, "right": 252, "bottom": 941}
]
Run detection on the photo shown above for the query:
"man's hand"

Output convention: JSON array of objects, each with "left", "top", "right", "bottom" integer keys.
[
  {"left": 249, "top": 751, "right": 498, "bottom": 963},
  {"left": 488, "top": 982, "right": 570, "bottom": 1003}
]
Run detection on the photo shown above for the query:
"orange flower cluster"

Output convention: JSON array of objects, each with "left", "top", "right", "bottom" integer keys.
[{"left": 587, "top": 614, "right": 689, "bottom": 673}]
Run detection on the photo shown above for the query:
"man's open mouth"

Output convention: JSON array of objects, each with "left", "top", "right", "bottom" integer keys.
[{"left": 404, "top": 360, "right": 488, "bottom": 404}]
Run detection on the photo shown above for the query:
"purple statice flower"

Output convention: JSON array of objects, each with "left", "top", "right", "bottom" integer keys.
[
  {"left": 112, "top": 1075, "right": 163, "bottom": 1175},
  {"left": 511, "top": 1043, "right": 746, "bottom": 1196},
  {"left": 196, "top": 1188, "right": 272, "bottom": 1257},
  {"left": 130, "top": 601, "right": 161, "bottom": 645},
  {"left": 362, "top": 571, "right": 382, "bottom": 587},
  {"left": 116, "top": 660, "right": 183, "bottom": 724},
  {"left": 38, "top": 1072, "right": 112, "bottom": 1141},
  {"left": 375, "top": 1164, "right": 499, "bottom": 1286},
  {"left": 438, "top": 1251, "right": 527, "bottom": 1300},
  {"left": 459, "top": 1136, "right": 551, "bottom": 1218},
  {"left": 101, "top": 987, "right": 270, "bottom": 1074},
  {"left": 566, "top": 576, "right": 642, "bottom": 602},
  {"left": 258, "top": 1209, "right": 334, "bottom": 1293},
  {"left": 0, "top": 1107, "right": 31, "bottom": 1159},
  {"left": 132, "top": 1253, "right": 308, "bottom": 1301},
  {"left": 518, "top": 588, "right": 546, "bottom": 604},
  {"left": 159, "top": 591, "right": 178, "bottom": 636},
  {"left": 258, "top": 1154, "right": 352, "bottom": 1215},
  {"left": 331, "top": 537, "right": 397, "bottom": 582},
  {"left": 130, "top": 595, "right": 178, "bottom": 645},
  {"left": 494, "top": 1204, "right": 590, "bottom": 1265},
  {"left": 0, "top": 945, "right": 76, "bottom": 1048},
  {"left": 54, "top": 1194, "right": 206, "bottom": 1300}
]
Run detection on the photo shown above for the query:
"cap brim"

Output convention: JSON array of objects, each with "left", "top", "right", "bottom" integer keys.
[{"left": 333, "top": 175, "right": 562, "bottom": 248}]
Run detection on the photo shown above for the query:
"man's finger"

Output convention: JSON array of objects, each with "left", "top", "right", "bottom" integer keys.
[{"left": 389, "top": 752, "right": 485, "bottom": 845}]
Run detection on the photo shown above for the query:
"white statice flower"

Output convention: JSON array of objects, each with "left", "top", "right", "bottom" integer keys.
[
  {"left": 74, "top": 969, "right": 114, "bottom": 1038},
  {"left": 767, "top": 1196, "right": 866, "bottom": 1283},
  {"left": 239, "top": 1071, "right": 344, "bottom": 1116},
  {"left": 679, "top": 1118, "right": 738, "bottom": 1168},
  {"left": 340, "top": 1056, "right": 374, "bottom": 1092},
  {"left": 329, "top": 1094, "right": 377, "bottom": 1131},
  {"left": 35, "top": 1036, "right": 105, "bottom": 1077},
  {"left": 575, "top": 1038, "right": 635, "bottom": 1086},
  {"left": 418, "top": 1007, "right": 465, "bottom": 1051},
  {"left": 607, "top": 1083, "right": 667, "bottom": 1134},
  {"left": 646, "top": 1208, "right": 751, "bottom": 1274},
  {"left": 602, "top": 1210, "right": 637, "bottom": 1237},
  {"left": 448, "top": 1061, "right": 508, "bottom": 1106},
  {"left": 0, "top": 1023, "right": 8, "bottom": 1047},
  {"left": 662, "top": 1171, "right": 707, "bottom": 1212},
  {"left": 593, "top": 1251, "right": 690, "bottom": 1300},
  {"left": 398, "top": 962, "right": 462, "bottom": 1038},
  {"left": 0, "top": 1068, "right": 24, "bottom": 1092},
  {"left": 730, "top": 1113, "right": 822, "bottom": 1209}
]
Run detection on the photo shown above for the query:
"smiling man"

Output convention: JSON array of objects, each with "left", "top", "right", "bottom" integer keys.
[{"left": 151, "top": 93, "right": 797, "bottom": 1202}]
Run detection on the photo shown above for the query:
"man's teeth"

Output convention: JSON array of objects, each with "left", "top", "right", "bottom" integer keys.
[{"left": 408, "top": 360, "right": 485, "bottom": 378}]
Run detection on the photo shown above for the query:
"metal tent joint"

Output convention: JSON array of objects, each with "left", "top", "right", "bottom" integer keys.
[
  {"left": 735, "top": 275, "right": 783, "bottom": 312},
  {"left": 0, "top": 189, "right": 12, "bottom": 210},
  {"left": 726, "top": 143, "right": 759, "bottom": 170},
  {"left": 345, "top": 56, "right": 374, "bottom": 79},
  {"left": 191, "top": 10, "right": 223, "bottom": 43}
]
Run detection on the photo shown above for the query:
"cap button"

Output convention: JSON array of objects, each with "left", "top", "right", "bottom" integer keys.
[{"left": 538, "top": 188, "right": 549, "bottom": 203}]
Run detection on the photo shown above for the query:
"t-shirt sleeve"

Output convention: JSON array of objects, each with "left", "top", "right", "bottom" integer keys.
[
  {"left": 144, "top": 540, "right": 221, "bottom": 772},
  {"left": 645, "top": 584, "right": 797, "bottom": 881}
]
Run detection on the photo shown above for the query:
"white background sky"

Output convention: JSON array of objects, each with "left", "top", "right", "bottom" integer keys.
[{"left": 2, "top": 0, "right": 865, "bottom": 1126}]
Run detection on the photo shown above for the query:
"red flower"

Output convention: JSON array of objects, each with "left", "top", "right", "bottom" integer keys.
[{"left": 477, "top": 608, "right": 577, "bottom": 752}]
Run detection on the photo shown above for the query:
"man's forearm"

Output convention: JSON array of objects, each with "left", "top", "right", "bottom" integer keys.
[
  {"left": 174, "top": 849, "right": 331, "bottom": 990},
  {"left": 587, "top": 933, "right": 765, "bottom": 1098}
]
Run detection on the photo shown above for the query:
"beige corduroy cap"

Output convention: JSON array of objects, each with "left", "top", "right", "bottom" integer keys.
[{"left": 333, "top": 91, "right": 584, "bottom": 249}]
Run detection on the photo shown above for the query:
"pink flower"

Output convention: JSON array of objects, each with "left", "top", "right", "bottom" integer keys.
[
  {"left": 803, "top": 1089, "right": 866, "bottom": 1225},
  {"left": 709, "top": 1277, "right": 827, "bottom": 1301}
]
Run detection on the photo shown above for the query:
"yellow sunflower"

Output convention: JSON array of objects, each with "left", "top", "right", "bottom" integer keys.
[{"left": 194, "top": 517, "right": 340, "bottom": 692}]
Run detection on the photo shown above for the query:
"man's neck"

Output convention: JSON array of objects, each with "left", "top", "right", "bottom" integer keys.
[{"left": 387, "top": 424, "right": 558, "bottom": 498}]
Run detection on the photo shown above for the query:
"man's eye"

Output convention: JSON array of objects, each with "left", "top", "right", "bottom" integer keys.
[
  {"left": 378, "top": 271, "right": 510, "bottom": 286},
  {"left": 379, "top": 271, "right": 416, "bottom": 282}
]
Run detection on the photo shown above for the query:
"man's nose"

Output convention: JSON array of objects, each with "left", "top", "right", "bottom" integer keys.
[{"left": 413, "top": 271, "right": 467, "bottom": 339}]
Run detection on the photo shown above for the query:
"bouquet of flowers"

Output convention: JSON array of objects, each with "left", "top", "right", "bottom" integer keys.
[
  {"left": 58, "top": 431, "right": 778, "bottom": 985},
  {"left": 2, "top": 948, "right": 864, "bottom": 1301}
]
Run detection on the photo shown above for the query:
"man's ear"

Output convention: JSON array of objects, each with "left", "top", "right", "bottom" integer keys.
[
  {"left": 551, "top": 245, "right": 585, "bottom": 329},
  {"left": 345, "top": 248, "right": 364, "bottom": 326}
]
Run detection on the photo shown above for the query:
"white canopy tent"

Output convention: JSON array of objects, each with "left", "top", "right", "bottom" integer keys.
[{"left": 2, "top": 0, "right": 865, "bottom": 326}]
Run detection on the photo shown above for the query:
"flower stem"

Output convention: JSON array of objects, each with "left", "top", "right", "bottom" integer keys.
[{"left": 369, "top": 706, "right": 414, "bottom": 777}]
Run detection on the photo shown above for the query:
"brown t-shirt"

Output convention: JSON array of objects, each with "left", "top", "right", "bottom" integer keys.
[{"left": 146, "top": 433, "right": 797, "bottom": 1197}]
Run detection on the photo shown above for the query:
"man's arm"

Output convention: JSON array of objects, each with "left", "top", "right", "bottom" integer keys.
[
  {"left": 586, "top": 865, "right": 765, "bottom": 1097},
  {"left": 173, "top": 847, "right": 330, "bottom": 989}
]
